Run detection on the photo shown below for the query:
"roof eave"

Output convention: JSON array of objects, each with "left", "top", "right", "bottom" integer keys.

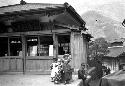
[
  {"left": 64, "top": 2, "right": 86, "bottom": 27},
  {"left": 0, "top": 2, "right": 86, "bottom": 27}
]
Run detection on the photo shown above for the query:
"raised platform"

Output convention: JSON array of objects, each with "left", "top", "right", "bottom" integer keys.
[{"left": 0, "top": 75, "right": 83, "bottom": 86}]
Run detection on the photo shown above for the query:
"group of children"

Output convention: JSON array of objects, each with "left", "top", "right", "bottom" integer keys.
[{"left": 50, "top": 54, "right": 72, "bottom": 85}]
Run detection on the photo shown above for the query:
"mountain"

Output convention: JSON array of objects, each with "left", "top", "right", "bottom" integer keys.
[
  {"left": 82, "top": 10, "right": 125, "bottom": 42},
  {"left": 95, "top": 1, "right": 125, "bottom": 22}
]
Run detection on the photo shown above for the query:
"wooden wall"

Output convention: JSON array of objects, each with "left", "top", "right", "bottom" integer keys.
[
  {"left": 70, "top": 31, "right": 87, "bottom": 71},
  {"left": 0, "top": 30, "right": 88, "bottom": 74},
  {"left": 0, "top": 56, "right": 23, "bottom": 72},
  {"left": 103, "top": 57, "right": 119, "bottom": 73},
  {"left": 25, "top": 56, "right": 53, "bottom": 74},
  {"left": 0, "top": 56, "right": 53, "bottom": 74}
]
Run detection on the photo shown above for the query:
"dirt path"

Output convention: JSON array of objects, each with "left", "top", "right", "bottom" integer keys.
[{"left": 0, "top": 75, "right": 82, "bottom": 86}]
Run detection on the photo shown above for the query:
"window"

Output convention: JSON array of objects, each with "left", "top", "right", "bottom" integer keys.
[
  {"left": 0, "top": 37, "right": 8, "bottom": 56},
  {"left": 26, "top": 36, "right": 38, "bottom": 56},
  {"left": 58, "top": 35, "right": 70, "bottom": 55},
  {"left": 10, "top": 37, "right": 22, "bottom": 56},
  {"left": 26, "top": 35, "right": 53, "bottom": 56},
  {"left": 39, "top": 36, "right": 53, "bottom": 56}
]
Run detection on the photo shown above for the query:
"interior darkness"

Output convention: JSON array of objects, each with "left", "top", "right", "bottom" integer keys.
[
  {"left": 58, "top": 35, "right": 70, "bottom": 55},
  {"left": 0, "top": 37, "right": 8, "bottom": 56},
  {"left": 10, "top": 37, "right": 22, "bottom": 56},
  {"left": 0, "top": 22, "right": 7, "bottom": 33}
]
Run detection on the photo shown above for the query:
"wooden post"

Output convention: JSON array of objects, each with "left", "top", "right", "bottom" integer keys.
[
  {"left": 81, "top": 31, "right": 89, "bottom": 70},
  {"left": 38, "top": 36, "right": 40, "bottom": 56},
  {"left": 70, "top": 31, "right": 75, "bottom": 68},
  {"left": 21, "top": 35, "right": 26, "bottom": 74},
  {"left": 84, "top": 37, "right": 88, "bottom": 70},
  {"left": 117, "top": 58, "right": 120, "bottom": 70},
  {"left": 8, "top": 37, "right": 11, "bottom": 70},
  {"left": 8, "top": 37, "right": 10, "bottom": 56},
  {"left": 53, "top": 33, "right": 58, "bottom": 59}
]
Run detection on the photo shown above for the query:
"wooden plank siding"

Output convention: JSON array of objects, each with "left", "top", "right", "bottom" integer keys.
[
  {"left": 26, "top": 59, "right": 53, "bottom": 73},
  {"left": 102, "top": 57, "right": 119, "bottom": 73},
  {"left": 0, "top": 56, "right": 23, "bottom": 72},
  {"left": 25, "top": 56, "right": 53, "bottom": 74},
  {"left": 0, "top": 56, "right": 53, "bottom": 74},
  {"left": 71, "top": 31, "right": 87, "bottom": 72}
]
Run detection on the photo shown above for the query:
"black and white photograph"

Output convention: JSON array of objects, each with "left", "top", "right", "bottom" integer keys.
[{"left": 0, "top": 0, "right": 125, "bottom": 86}]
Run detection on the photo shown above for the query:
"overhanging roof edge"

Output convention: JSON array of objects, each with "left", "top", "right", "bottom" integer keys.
[
  {"left": 0, "top": 3, "right": 64, "bottom": 15},
  {"left": 0, "top": 2, "right": 85, "bottom": 27},
  {"left": 64, "top": 2, "right": 86, "bottom": 26},
  {"left": 0, "top": 3, "right": 64, "bottom": 9}
]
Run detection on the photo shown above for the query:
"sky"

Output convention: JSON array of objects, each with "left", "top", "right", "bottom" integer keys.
[
  {"left": 0, "top": 0, "right": 125, "bottom": 22},
  {"left": 0, "top": 0, "right": 123, "bottom": 14}
]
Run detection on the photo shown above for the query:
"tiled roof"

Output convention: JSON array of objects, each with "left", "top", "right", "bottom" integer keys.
[
  {"left": 106, "top": 46, "right": 125, "bottom": 57},
  {"left": 0, "top": 2, "right": 85, "bottom": 26},
  {"left": 0, "top": 3, "right": 64, "bottom": 15}
]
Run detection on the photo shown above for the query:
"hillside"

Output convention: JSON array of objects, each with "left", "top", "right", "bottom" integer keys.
[{"left": 82, "top": 10, "right": 125, "bottom": 42}]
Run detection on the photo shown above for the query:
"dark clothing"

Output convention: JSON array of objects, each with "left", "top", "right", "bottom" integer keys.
[
  {"left": 78, "top": 69, "right": 86, "bottom": 80},
  {"left": 78, "top": 69, "right": 90, "bottom": 86},
  {"left": 62, "top": 63, "right": 72, "bottom": 83},
  {"left": 99, "top": 70, "right": 125, "bottom": 86},
  {"left": 106, "top": 68, "right": 110, "bottom": 75}
]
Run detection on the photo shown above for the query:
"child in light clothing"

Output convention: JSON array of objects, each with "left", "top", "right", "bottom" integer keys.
[
  {"left": 54, "top": 59, "right": 63, "bottom": 84},
  {"left": 50, "top": 58, "right": 58, "bottom": 82}
]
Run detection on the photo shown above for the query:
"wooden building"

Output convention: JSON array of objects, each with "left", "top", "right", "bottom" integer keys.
[
  {"left": 0, "top": 2, "right": 91, "bottom": 74},
  {"left": 102, "top": 45, "right": 125, "bottom": 73}
]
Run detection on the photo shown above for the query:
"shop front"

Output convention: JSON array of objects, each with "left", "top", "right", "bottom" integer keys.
[{"left": 0, "top": 2, "right": 90, "bottom": 74}]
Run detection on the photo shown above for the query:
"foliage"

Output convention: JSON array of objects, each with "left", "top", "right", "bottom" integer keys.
[{"left": 88, "top": 37, "right": 110, "bottom": 62}]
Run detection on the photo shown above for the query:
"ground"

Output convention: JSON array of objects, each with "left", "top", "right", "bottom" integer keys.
[
  {"left": 89, "top": 79, "right": 100, "bottom": 86},
  {"left": 0, "top": 75, "right": 83, "bottom": 86}
]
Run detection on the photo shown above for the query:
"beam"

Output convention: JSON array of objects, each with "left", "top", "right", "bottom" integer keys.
[{"left": 0, "top": 29, "right": 71, "bottom": 37}]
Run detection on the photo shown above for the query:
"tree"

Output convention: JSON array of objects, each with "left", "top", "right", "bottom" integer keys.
[{"left": 88, "top": 37, "right": 110, "bottom": 62}]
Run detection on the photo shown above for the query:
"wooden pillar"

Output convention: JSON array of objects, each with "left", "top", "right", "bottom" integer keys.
[
  {"left": 117, "top": 58, "right": 120, "bottom": 70},
  {"left": 5, "top": 20, "right": 12, "bottom": 56},
  {"left": 8, "top": 37, "right": 10, "bottom": 56},
  {"left": 70, "top": 32, "right": 75, "bottom": 68},
  {"left": 21, "top": 35, "right": 26, "bottom": 74},
  {"left": 8, "top": 37, "right": 11, "bottom": 70},
  {"left": 83, "top": 34, "right": 88, "bottom": 70},
  {"left": 53, "top": 33, "right": 58, "bottom": 59},
  {"left": 38, "top": 36, "right": 40, "bottom": 56},
  {"left": 70, "top": 31, "right": 87, "bottom": 72}
]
